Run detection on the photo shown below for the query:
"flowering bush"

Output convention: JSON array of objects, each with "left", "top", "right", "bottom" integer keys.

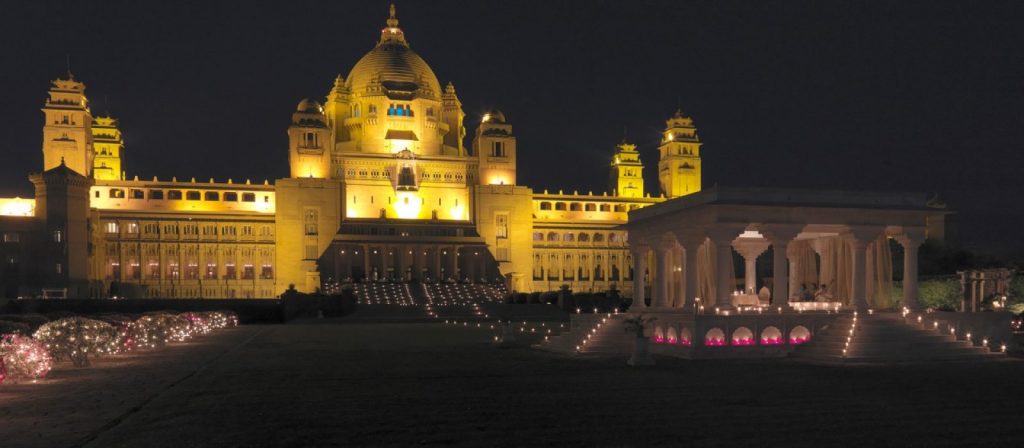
[
  {"left": 33, "top": 317, "right": 118, "bottom": 367},
  {"left": 0, "top": 334, "right": 53, "bottom": 382},
  {"left": 93, "top": 314, "right": 138, "bottom": 354}
]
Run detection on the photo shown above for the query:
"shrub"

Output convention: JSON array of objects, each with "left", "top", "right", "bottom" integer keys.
[
  {"left": 33, "top": 317, "right": 118, "bottom": 367},
  {"left": 918, "top": 278, "right": 961, "bottom": 311},
  {"left": 0, "top": 334, "right": 52, "bottom": 382}
]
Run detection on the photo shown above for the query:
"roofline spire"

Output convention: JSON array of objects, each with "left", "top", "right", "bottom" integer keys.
[{"left": 387, "top": 3, "right": 399, "bottom": 28}]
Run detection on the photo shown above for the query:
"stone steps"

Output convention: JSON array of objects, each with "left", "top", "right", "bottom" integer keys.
[
  {"left": 535, "top": 315, "right": 627, "bottom": 355},
  {"left": 792, "top": 313, "right": 1004, "bottom": 363}
]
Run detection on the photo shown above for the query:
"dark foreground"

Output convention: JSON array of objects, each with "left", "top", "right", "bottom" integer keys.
[{"left": 2, "top": 322, "right": 1022, "bottom": 447}]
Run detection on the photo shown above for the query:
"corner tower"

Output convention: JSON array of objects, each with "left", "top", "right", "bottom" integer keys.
[
  {"left": 473, "top": 110, "right": 516, "bottom": 186},
  {"left": 41, "top": 73, "right": 94, "bottom": 177},
  {"left": 657, "top": 109, "right": 702, "bottom": 198},
  {"left": 608, "top": 138, "right": 644, "bottom": 198},
  {"left": 91, "top": 115, "right": 124, "bottom": 181},
  {"left": 288, "top": 99, "right": 332, "bottom": 178}
]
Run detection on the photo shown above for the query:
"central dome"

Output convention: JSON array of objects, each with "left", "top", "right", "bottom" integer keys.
[{"left": 346, "top": 6, "right": 441, "bottom": 98}]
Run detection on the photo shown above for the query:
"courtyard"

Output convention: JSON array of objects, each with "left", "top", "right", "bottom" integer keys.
[{"left": 2, "top": 322, "right": 1022, "bottom": 447}]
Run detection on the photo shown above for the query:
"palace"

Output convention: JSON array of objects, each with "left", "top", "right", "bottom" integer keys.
[{"left": 0, "top": 6, "right": 705, "bottom": 299}]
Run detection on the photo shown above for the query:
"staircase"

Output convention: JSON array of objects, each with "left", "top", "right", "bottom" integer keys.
[
  {"left": 536, "top": 314, "right": 628, "bottom": 355},
  {"left": 792, "top": 312, "right": 1005, "bottom": 363}
]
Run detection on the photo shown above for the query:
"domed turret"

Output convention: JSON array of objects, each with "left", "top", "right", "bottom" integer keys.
[
  {"left": 296, "top": 98, "right": 324, "bottom": 114},
  {"left": 482, "top": 110, "right": 506, "bottom": 124}
]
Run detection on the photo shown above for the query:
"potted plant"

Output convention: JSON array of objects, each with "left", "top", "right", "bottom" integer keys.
[{"left": 624, "top": 314, "right": 656, "bottom": 366}]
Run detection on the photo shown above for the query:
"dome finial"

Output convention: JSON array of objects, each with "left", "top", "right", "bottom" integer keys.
[{"left": 387, "top": 3, "right": 399, "bottom": 28}]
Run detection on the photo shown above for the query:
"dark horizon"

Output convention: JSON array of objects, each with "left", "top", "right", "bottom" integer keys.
[{"left": 2, "top": 0, "right": 1022, "bottom": 255}]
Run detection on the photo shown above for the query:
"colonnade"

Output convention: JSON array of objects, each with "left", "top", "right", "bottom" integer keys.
[
  {"left": 630, "top": 225, "right": 926, "bottom": 312},
  {"left": 328, "top": 243, "right": 496, "bottom": 283}
]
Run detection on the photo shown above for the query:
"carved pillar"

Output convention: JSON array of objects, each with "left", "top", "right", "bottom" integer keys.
[
  {"left": 631, "top": 242, "right": 649, "bottom": 309},
  {"left": 897, "top": 230, "right": 925, "bottom": 310}
]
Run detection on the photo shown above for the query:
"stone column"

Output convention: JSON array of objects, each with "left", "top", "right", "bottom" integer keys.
[
  {"left": 734, "top": 239, "right": 770, "bottom": 294},
  {"left": 680, "top": 237, "right": 703, "bottom": 310},
  {"left": 631, "top": 243, "right": 649, "bottom": 309},
  {"left": 762, "top": 225, "right": 801, "bottom": 310},
  {"left": 652, "top": 240, "right": 674, "bottom": 309},
  {"left": 362, "top": 244, "right": 370, "bottom": 280},
  {"left": 707, "top": 227, "right": 742, "bottom": 310},
  {"left": 899, "top": 229, "right": 925, "bottom": 311},
  {"left": 412, "top": 245, "right": 422, "bottom": 281}
]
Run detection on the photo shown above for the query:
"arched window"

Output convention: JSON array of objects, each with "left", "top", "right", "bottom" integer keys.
[
  {"left": 599, "top": 204, "right": 611, "bottom": 212},
  {"left": 569, "top": 203, "right": 582, "bottom": 211},
  {"left": 563, "top": 233, "right": 575, "bottom": 242},
  {"left": 593, "top": 233, "right": 605, "bottom": 243},
  {"left": 547, "top": 232, "right": 559, "bottom": 241},
  {"left": 578, "top": 233, "right": 590, "bottom": 242},
  {"left": 555, "top": 202, "right": 567, "bottom": 211},
  {"left": 533, "top": 232, "right": 543, "bottom": 241},
  {"left": 539, "top": 202, "right": 552, "bottom": 210},
  {"left": 584, "top": 203, "right": 596, "bottom": 212}
]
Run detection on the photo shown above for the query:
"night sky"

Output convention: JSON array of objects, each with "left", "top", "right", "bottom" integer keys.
[{"left": 2, "top": 1, "right": 1022, "bottom": 254}]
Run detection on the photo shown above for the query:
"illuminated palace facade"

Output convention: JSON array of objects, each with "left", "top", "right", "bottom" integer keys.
[{"left": 0, "top": 7, "right": 705, "bottom": 299}]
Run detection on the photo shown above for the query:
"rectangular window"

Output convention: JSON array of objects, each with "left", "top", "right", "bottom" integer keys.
[
  {"left": 492, "top": 141, "right": 505, "bottom": 157},
  {"left": 224, "top": 192, "right": 238, "bottom": 201},
  {"left": 205, "top": 263, "right": 217, "bottom": 279},
  {"left": 304, "top": 244, "right": 318, "bottom": 260},
  {"left": 186, "top": 191, "right": 201, "bottom": 200},
  {"left": 127, "top": 222, "right": 139, "bottom": 234},
  {"left": 109, "top": 189, "right": 125, "bottom": 199},
  {"left": 242, "top": 263, "right": 255, "bottom": 280},
  {"left": 53, "top": 230, "right": 63, "bottom": 243},
  {"left": 261, "top": 263, "right": 273, "bottom": 279},
  {"left": 304, "top": 209, "right": 318, "bottom": 235},
  {"left": 225, "top": 263, "right": 237, "bottom": 279},
  {"left": 149, "top": 190, "right": 164, "bottom": 200},
  {"left": 242, "top": 193, "right": 256, "bottom": 202},
  {"left": 204, "top": 191, "right": 220, "bottom": 201},
  {"left": 130, "top": 189, "right": 145, "bottom": 199},
  {"left": 2, "top": 232, "right": 19, "bottom": 243},
  {"left": 105, "top": 222, "right": 119, "bottom": 234},
  {"left": 168, "top": 190, "right": 183, "bottom": 200},
  {"left": 495, "top": 213, "right": 509, "bottom": 239}
]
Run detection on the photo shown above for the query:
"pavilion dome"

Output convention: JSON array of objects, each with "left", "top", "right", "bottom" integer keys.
[{"left": 346, "top": 5, "right": 441, "bottom": 98}]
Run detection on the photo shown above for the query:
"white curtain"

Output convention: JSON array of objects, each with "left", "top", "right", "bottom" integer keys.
[
  {"left": 866, "top": 236, "right": 895, "bottom": 309},
  {"left": 696, "top": 239, "right": 737, "bottom": 306}
]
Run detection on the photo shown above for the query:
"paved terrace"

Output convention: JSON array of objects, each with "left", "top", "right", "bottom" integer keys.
[{"left": 2, "top": 322, "right": 1023, "bottom": 447}]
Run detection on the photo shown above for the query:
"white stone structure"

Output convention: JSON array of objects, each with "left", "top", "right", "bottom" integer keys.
[{"left": 624, "top": 187, "right": 947, "bottom": 312}]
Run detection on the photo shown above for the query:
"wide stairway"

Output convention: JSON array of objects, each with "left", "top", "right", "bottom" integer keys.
[
  {"left": 792, "top": 312, "right": 1005, "bottom": 363},
  {"left": 344, "top": 282, "right": 509, "bottom": 322},
  {"left": 536, "top": 314, "right": 628, "bottom": 355}
]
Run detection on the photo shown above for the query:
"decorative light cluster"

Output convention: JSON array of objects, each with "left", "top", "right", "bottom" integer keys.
[
  {"left": 0, "top": 334, "right": 53, "bottom": 383},
  {"left": 33, "top": 317, "right": 119, "bottom": 367}
]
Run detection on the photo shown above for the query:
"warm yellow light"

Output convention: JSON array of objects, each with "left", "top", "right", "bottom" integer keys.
[
  {"left": 448, "top": 202, "right": 465, "bottom": 220},
  {"left": 393, "top": 191, "right": 422, "bottom": 219},
  {"left": 0, "top": 198, "right": 36, "bottom": 216},
  {"left": 482, "top": 113, "right": 491, "bottom": 123}
]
